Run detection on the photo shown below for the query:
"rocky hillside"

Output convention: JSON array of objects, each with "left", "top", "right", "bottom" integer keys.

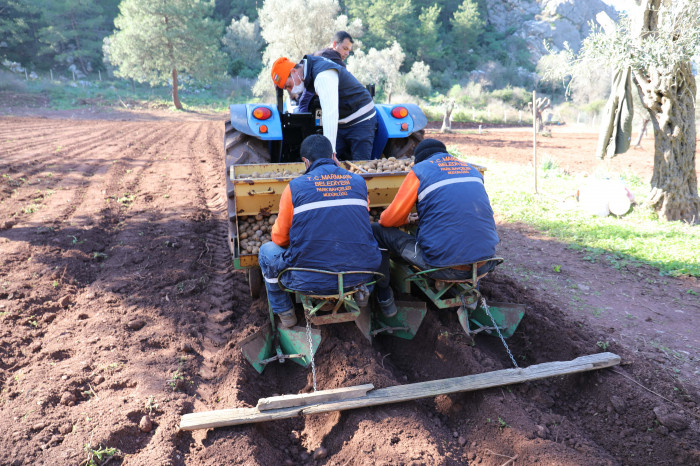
[{"left": 485, "top": 0, "right": 618, "bottom": 62}]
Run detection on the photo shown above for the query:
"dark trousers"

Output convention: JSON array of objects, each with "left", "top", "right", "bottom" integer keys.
[
  {"left": 370, "top": 223, "right": 497, "bottom": 292},
  {"left": 336, "top": 114, "right": 377, "bottom": 161}
]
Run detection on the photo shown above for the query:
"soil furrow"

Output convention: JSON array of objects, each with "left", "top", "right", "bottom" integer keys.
[{"left": 0, "top": 124, "right": 125, "bottom": 165}]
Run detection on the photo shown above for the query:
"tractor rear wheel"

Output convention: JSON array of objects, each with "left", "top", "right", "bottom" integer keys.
[
  {"left": 224, "top": 121, "right": 271, "bottom": 259},
  {"left": 384, "top": 129, "right": 425, "bottom": 159},
  {"left": 224, "top": 120, "right": 271, "bottom": 166}
]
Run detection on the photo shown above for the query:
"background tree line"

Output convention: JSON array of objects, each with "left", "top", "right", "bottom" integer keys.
[{"left": 1, "top": 0, "right": 529, "bottom": 90}]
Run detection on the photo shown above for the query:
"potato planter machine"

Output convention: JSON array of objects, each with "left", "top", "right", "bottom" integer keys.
[{"left": 226, "top": 161, "right": 526, "bottom": 379}]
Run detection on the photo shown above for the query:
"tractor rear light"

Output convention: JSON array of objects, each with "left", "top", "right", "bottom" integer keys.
[
  {"left": 401, "top": 123, "right": 409, "bottom": 131},
  {"left": 259, "top": 125, "right": 268, "bottom": 133},
  {"left": 391, "top": 106, "right": 408, "bottom": 119},
  {"left": 252, "top": 106, "right": 272, "bottom": 120}
]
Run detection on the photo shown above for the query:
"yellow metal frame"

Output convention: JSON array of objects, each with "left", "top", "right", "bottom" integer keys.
[{"left": 230, "top": 162, "right": 305, "bottom": 216}]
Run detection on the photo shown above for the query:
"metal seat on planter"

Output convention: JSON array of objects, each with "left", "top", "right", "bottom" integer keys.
[
  {"left": 391, "top": 256, "right": 524, "bottom": 339},
  {"left": 278, "top": 268, "right": 382, "bottom": 326},
  {"left": 394, "top": 257, "right": 503, "bottom": 309}
]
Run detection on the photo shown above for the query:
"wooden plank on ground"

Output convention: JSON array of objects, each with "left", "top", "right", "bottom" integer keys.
[
  {"left": 179, "top": 352, "right": 619, "bottom": 431},
  {"left": 257, "top": 384, "right": 374, "bottom": 411}
]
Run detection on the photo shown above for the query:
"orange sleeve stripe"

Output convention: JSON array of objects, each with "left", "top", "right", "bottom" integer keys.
[
  {"left": 271, "top": 184, "right": 293, "bottom": 247},
  {"left": 379, "top": 170, "right": 419, "bottom": 227}
]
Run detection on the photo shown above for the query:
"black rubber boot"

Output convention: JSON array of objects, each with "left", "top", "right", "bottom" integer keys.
[{"left": 377, "top": 288, "right": 397, "bottom": 318}]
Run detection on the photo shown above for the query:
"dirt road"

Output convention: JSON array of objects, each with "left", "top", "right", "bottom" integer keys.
[{"left": 0, "top": 113, "right": 698, "bottom": 465}]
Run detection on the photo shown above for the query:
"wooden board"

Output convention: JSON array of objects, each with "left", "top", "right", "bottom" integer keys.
[
  {"left": 257, "top": 384, "right": 374, "bottom": 411},
  {"left": 179, "top": 352, "right": 620, "bottom": 431}
]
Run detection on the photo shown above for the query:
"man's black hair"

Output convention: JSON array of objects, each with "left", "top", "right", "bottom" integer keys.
[
  {"left": 414, "top": 138, "right": 447, "bottom": 164},
  {"left": 333, "top": 31, "right": 353, "bottom": 44},
  {"left": 300, "top": 134, "right": 333, "bottom": 162}
]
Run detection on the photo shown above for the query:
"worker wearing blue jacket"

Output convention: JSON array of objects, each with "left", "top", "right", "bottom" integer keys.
[
  {"left": 371, "top": 138, "right": 500, "bottom": 315},
  {"left": 258, "top": 135, "right": 382, "bottom": 328}
]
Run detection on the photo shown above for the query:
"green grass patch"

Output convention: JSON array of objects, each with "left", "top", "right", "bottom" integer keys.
[
  {"left": 8, "top": 73, "right": 259, "bottom": 112},
  {"left": 453, "top": 152, "right": 700, "bottom": 277}
]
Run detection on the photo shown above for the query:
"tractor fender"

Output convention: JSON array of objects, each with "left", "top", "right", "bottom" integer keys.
[
  {"left": 372, "top": 103, "right": 428, "bottom": 159},
  {"left": 229, "top": 104, "right": 283, "bottom": 141},
  {"left": 375, "top": 103, "right": 427, "bottom": 137},
  {"left": 404, "top": 103, "right": 428, "bottom": 133}
]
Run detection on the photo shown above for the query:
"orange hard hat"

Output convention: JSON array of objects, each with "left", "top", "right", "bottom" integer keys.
[{"left": 271, "top": 57, "right": 297, "bottom": 88}]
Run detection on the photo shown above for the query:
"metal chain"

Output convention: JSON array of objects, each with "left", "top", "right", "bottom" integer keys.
[
  {"left": 305, "top": 317, "right": 317, "bottom": 392},
  {"left": 480, "top": 297, "right": 519, "bottom": 368}
]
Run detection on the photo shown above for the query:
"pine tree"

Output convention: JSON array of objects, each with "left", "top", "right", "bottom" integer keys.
[
  {"left": 105, "top": 0, "right": 226, "bottom": 109},
  {"left": 346, "top": 0, "right": 415, "bottom": 52},
  {"left": 415, "top": 4, "right": 444, "bottom": 68},
  {"left": 449, "top": 0, "right": 484, "bottom": 64},
  {"left": 0, "top": 1, "right": 44, "bottom": 68},
  {"left": 35, "top": 0, "right": 120, "bottom": 75}
]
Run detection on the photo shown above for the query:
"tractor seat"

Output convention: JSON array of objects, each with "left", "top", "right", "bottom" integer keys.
[
  {"left": 278, "top": 267, "right": 381, "bottom": 298},
  {"left": 278, "top": 267, "right": 383, "bottom": 325},
  {"left": 409, "top": 257, "right": 504, "bottom": 284}
]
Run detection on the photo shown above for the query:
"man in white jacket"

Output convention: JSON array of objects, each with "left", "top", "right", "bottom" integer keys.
[{"left": 271, "top": 55, "right": 377, "bottom": 160}]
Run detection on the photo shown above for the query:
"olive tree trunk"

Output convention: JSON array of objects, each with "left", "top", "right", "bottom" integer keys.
[
  {"left": 634, "top": 64, "right": 699, "bottom": 222},
  {"left": 441, "top": 99, "right": 454, "bottom": 133},
  {"left": 632, "top": 0, "right": 700, "bottom": 223},
  {"left": 172, "top": 68, "right": 183, "bottom": 110}
]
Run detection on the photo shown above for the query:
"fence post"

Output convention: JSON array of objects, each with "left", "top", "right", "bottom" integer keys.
[
  {"left": 50, "top": 69, "right": 53, "bottom": 80},
  {"left": 532, "top": 90, "right": 538, "bottom": 195},
  {"left": 72, "top": 70, "right": 76, "bottom": 81},
  {"left": 98, "top": 70, "right": 102, "bottom": 81},
  {"left": 25, "top": 69, "right": 28, "bottom": 80}
]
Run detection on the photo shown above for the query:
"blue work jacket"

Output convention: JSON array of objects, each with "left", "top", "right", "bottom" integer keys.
[
  {"left": 302, "top": 55, "right": 373, "bottom": 127},
  {"left": 282, "top": 158, "right": 382, "bottom": 293},
  {"left": 412, "top": 152, "right": 499, "bottom": 267}
]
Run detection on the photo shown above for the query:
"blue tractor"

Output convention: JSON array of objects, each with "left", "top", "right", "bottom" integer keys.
[{"left": 224, "top": 87, "right": 427, "bottom": 166}]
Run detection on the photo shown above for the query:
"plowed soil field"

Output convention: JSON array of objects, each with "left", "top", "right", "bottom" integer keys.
[{"left": 0, "top": 109, "right": 698, "bottom": 466}]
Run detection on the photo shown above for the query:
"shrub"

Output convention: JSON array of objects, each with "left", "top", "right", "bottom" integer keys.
[
  {"left": 0, "top": 70, "right": 27, "bottom": 92},
  {"left": 489, "top": 86, "right": 531, "bottom": 109}
]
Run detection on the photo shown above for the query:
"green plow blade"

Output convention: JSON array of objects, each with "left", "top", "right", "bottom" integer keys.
[
  {"left": 372, "top": 300, "right": 427, "bottom": 340},
  {"left": 467, "top": 301, "right": 525, "bottom": 338},
  {"left": 240, "top": 324, "right": 274, "bottom": 374},
  {"left": 279, "top": 326, "right": 322, "bottom": 366},
  {"left": 240, "top": 324, "right": 321, "bottom": 374}
]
